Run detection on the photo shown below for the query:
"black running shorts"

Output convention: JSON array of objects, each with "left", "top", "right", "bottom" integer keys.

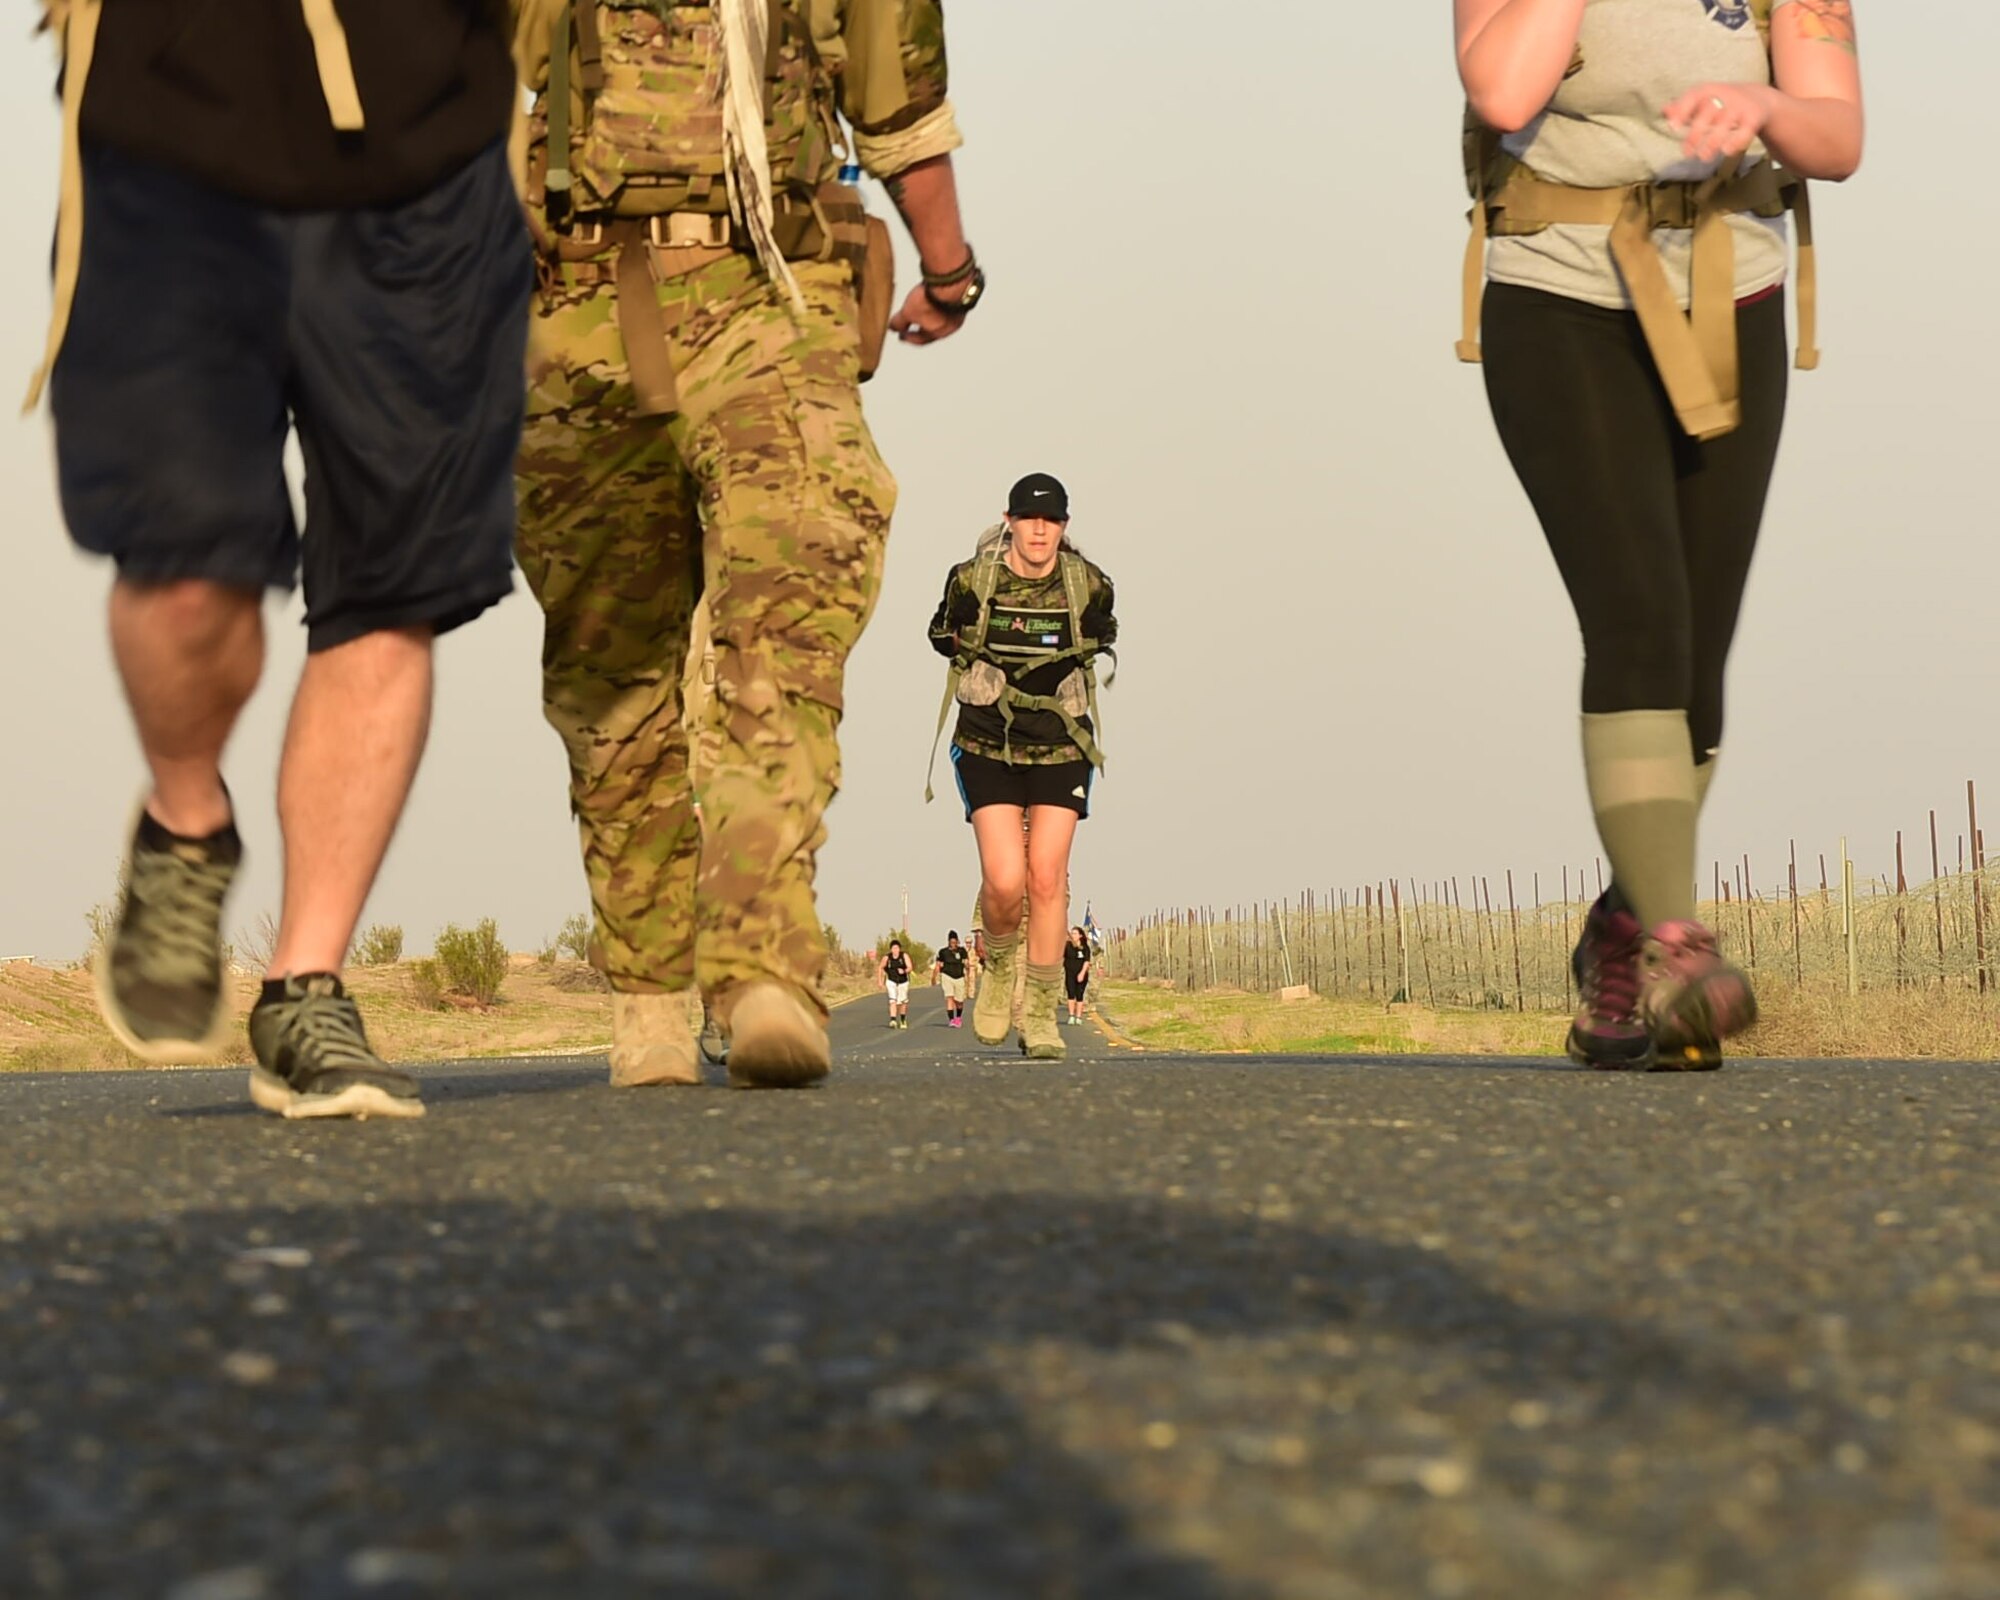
[
  {"left": 950, "top": 747, "right": 1094, "bottom": 822},
  {"left": 52, "top": 140, "right": 533, "bottom": 652}
]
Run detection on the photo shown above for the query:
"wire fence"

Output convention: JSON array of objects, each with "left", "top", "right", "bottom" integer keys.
[{"left": 1100, "top": 790, "right": 1995, "bottom": 1011}]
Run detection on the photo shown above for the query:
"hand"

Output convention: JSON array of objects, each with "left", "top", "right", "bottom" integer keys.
[
  {"left": 947, "top": 587, "right": 983, "bottom": 629},
  {"left": 1664, "top": 82, "right": 1777, "bottom": 164},
  {"left": 890, "top": 281, "right": 969, "bottom": 346}
]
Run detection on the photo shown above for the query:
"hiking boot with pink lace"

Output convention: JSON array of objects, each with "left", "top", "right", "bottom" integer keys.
[
  {"left": 1641, "top": 920, "right": 1757, "bottom": 1071},
  {"left": 1566, "top": 893, "right": 1655, "bottom": 1071}
]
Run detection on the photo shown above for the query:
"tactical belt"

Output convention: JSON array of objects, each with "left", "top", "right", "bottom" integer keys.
[
  {"left": 542, "top": 186, "right": 865, "bottom": 415},
  {"left": 1459, "top": 161, "right": 1817, "bottom": 441}
]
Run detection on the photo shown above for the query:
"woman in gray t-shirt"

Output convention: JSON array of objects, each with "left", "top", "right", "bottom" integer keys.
[{"left": 1456, "top": 0, "right": 1864, "bottom": 1071}]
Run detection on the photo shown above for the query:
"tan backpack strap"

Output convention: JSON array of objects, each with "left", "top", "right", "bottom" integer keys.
[
  {"left": 609, "top": 220, "right": 681, "bottom": 414},
  {"left": 574, "top": 0, "right": 604, "bottom": 97},
  {"left": 24, "top": 0, "right": 101, "bottom": 414},
  {"left": 1458, "top": 193, "right": 1489, "bottom": 364},
  {"left": 1605, "top": 178, "right": 1739, "bottom": 440},
  {"left": 299, "top": 0, "right": 366, "bottom": 131},
  {"left": 1788, "top": 178, "right": 1820, "bottom": 371}
]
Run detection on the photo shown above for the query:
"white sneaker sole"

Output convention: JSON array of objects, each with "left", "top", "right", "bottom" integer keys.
[{"left": 249, "top": 1068, "right": 426, "bottom": 1120}]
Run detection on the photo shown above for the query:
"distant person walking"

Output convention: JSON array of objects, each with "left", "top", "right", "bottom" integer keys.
[
  {"left": 1062, "top": 926, "right": 1092, "bottom": 1027},
  {"left": 1455, "top": 0, "right": 1863, "bottom": 1069},
  {"left": 879, "top": 941, "right": 914, "bottom": 1030},
  {"left": 34, "top": 3, "right": 529, "bottom": 1118},
  {"left": 933, "top": 933, "right": 970, "bottom": 1028},
  {"left": 928, "top": 474, "right": 1116, "bottom": 1061}
]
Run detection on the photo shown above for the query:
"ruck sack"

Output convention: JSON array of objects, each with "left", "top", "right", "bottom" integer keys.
[
  {"left": 1456, "top": 0, "right": 1818, "bottom": 441},
  {"left": 924, "top": 536, "right": 1115, "bottom": 802}
]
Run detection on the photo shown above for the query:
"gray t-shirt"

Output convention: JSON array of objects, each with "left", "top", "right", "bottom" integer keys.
[{"left": 1486, "top": 0, "right": 1795, "bottom": 311}]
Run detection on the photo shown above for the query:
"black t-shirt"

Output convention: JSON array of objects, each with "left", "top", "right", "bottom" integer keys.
[
  {"left": 927, "top": 557, "right": 1116, "bottom": 763},
  {"left": 883, "top": 953, "right": 911, "bottom": 984},
  {"left": 1064, "top": 943, "right": 1089, "bottom": 983},
  {"left": 82, "top": 2, "right": 515, "bottom": 209},
  {"left": 936, "top": 945, "right": 968, "bottom": 980}
]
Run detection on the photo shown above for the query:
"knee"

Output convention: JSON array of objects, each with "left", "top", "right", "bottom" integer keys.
[
  {"left": 983, "top": 860, "right": 1027, "bottom": 905},
  {"left": 1580, "top": 622, "right": 1691, "bottom": 714},
  {"left": 1026, "top": 860, "right": 1067, "bottom": 906},
  {"left": 120, "top": 578, "right": 258, "bottom": 652}
]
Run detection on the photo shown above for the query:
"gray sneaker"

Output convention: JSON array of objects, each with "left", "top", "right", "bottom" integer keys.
[
  {"left": 94, "top": 807, "right": 240, "bottom": 1063},
  {"left": 249, "top": 974, "right": 425, "bottom": 1120}
]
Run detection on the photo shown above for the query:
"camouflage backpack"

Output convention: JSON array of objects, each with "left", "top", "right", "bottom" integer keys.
[
  {"left": 924, "top": 534, "right": 1114, "bottom": 801},
  {"left": 1456, "top": 0, "right": 1817, "bottom": 439},
  {"left": 524, "top": 0, "right": 840, "bottom": 228}
]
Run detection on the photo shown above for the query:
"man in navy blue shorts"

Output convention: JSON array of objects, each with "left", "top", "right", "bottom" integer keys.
[{"left": 31, "top": 2, "right": 530, "bottom": 1120}]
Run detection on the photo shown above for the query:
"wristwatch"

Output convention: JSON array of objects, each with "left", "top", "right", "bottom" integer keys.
[{"left": 924, "top": 263, "right": 986, "bottom": 318}]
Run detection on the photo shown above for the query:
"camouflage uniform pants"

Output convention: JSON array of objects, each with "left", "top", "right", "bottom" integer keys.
[{"left": 517, "top": 251, "right": 895, "bottom": 1015}]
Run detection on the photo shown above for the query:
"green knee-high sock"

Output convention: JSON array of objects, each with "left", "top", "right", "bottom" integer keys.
[
  {"left": 1583, "top": 711, "right": 1697, "bottom": 928},
  {"left": 1608, "top": 752, "right": 1717, "bottom": 918}
]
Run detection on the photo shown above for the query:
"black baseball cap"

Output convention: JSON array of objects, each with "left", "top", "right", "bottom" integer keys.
[{"left": 1007, "top": 472, "right": 1069, "bottom": 521}]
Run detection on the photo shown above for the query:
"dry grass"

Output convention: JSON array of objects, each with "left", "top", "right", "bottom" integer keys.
[
  {"left": 0, "top": 953, "right": 888, "bottom": 1074},
  {"left": 1096, "top": 981, "right": 1562, "bottom": 1058},
  {"left": 0, "top": 957, "right": 613, "bottom": 1073},
  {"left": 1096, "top": 978, "right": 2000, "bottom": 1061}
]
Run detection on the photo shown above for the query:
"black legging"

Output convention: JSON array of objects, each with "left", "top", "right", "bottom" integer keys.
[{"left": 1481, "top": 282, "right": 1788, "bottom": 759}]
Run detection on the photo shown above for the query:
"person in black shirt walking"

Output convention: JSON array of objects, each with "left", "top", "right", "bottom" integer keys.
[
  {"left": 933, "top": 933, "right": 970, "bottom": 1028},
  {"left": 879, "top": 941, "right": 914, "bottom": 1030},
  {"left": 34, "top": 2, "right": 531, "bottom": 1120},
  {"left": 927, "top": 474, "right": 1116, "bottom": 1062},
  {"left": 1062, "top": 926, "right": 1092, "bottom": 1027}
]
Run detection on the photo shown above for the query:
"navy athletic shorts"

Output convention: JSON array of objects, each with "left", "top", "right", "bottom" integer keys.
[
  {"left": 951, "top": 746, "right": 1094, "bottom": 822},
  {"left": 51, "top": 139, "right": 533, "bottom": 652}
]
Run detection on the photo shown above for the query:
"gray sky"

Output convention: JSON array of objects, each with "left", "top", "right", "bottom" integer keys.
[{"left": 3, "top": 3, "right": 1992, "bottom": 964}]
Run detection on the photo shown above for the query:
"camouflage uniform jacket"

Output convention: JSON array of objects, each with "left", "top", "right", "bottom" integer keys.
[{"left": 509, "top": 0, "right": 960, "bottom": 190}]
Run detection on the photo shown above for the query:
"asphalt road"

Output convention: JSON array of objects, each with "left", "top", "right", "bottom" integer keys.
[{"left": 0, "top": 987, "right": 1992, "bottom": 1599}]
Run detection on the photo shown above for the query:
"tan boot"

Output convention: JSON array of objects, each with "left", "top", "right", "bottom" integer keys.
[
  {"left": 609, "top": 992, "right": 701, "bottom": 1087},
  {"left": 1020, "top": 970, "right": 1067, "bottom": 1061},
  {"left": 726, "top": 982, "right": 830, "bottom": 1089},
  {"left": 972, "top": 937, "right": 1018, "bottom": 1045}
]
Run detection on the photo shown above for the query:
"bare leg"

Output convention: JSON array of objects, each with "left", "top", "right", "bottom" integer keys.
[
  {"left": 1023, "top": 806, "right": 1078, "bottom": 968},
  {"left": 109, "top": 580, "right": 264, "bottom": 836},
  {"left": 269, "top": 626, "right": 433, "bottom": 977},
  {"left": 972, "top": 805, "right": 1030, "bottom": 943}
]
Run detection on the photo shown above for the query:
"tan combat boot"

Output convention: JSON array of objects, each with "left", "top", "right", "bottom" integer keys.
[
  {"left": 609, "top": 992, "right": 701, "bottom": 1087},
  {"left": 726, "top": 981, "right": 830, "bottom": 1089},
  {"left": 972, "top": 935, "right": 1018, "bottom": 1045},
  {"left": 1019, "top": 969, "right": 1066, "bottom": 1061}
]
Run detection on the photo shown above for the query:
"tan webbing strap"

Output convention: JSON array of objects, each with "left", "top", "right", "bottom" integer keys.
[
  {"left": 1790, "top": 179, "right": 1820, "bottom": 371},
  {"left": 923, "top": 661, "right": 963, "bottom": 803},
  {"left": 1605, "top": 180, "right": 1737, "bottom": 440},
  {"left": 299, "top": 0, "right": 366, "bottom": 132},
  {"left": 1458, "top": 164, "right": 1490, "bottom": 363},
  {"left": 1490, "top": 165, "right": 1784, "bottom": 441},
  {"left": 610, "top": 220, "right": 680, "bottom": 415},
  {"left": 24, "top": 0, "right": 101, "bottom": 414},
  {"left": 575, "top": 0, "right": 604, "bottom": 97}
]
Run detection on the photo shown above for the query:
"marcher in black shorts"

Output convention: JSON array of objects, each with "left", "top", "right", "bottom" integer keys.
[
  {"left": 927, "top": 473, "right": 1116, "bottom": 1062},
  {"left": 1062, "top": 926, "right": 1092, "bottom": 1027},
  {"left": 34, "top": 3, "right": 529, "bottom": 1120}
]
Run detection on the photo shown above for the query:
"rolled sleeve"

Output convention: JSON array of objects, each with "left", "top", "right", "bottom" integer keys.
[{"left": 839, "top": 0, "right": 957, "bottom": 175}]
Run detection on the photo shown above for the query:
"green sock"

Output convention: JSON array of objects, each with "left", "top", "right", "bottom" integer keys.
[
  {"left": 985, "top": 929, "right": 1019, "bottom": 961},
  {"left": 1026, "top": 961, "right": 1062, "bottom": 987},
  {"left": 1583, "top": 711, "right": 1697, "bottom": 928}
]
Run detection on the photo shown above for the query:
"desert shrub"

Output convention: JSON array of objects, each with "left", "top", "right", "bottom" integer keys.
[
  {"left": 405, "top": 959, "right": 446, "bottom": 1011},
  {"left": 353, "top": 923, "right": 404, "bottom": 966},
  {"left": 555, "top": 913, "right": 591, "bottom": 963},
  {"left": 237, "top": 910, "right": 281, "bottom": 969},
  {"left": 433, "top": 919, "right": 508, "bottom": 1005}
]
